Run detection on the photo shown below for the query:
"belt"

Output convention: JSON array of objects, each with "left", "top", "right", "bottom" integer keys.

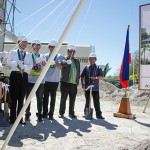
[{"left": 11, "top": 71, "right": 28, "bottom": 75}]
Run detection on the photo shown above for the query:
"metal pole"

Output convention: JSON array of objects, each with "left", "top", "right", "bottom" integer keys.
[
  {"left": 1, "top": 0, "right": 86, "bottom": 149},
  {"left": 0, "top": 0, "right": 7, "bottom": 52},
  {"left": 143, "top": 96, "right": 150, "bottom": 113}
]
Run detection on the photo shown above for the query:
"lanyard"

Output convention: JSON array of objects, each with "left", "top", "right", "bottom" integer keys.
[
  {"left": 49, "top": 53, "right": 57, "bottom": 61},
  {"left": 32, "top": 53, "right": 40, "bottom": 63},
  {"left": 17, "top": 49, "right": 26, "bottom": 61}
]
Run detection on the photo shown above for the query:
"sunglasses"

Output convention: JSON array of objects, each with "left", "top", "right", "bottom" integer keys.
[
  {"left": 32, "top": 44, "right": 41, "bottom": 47},
  {"left": 68, "top": 50, "right": 75, "bottom": 52},
  {"left": 49, "top": 46, "right": 55, "bottom": 48}
]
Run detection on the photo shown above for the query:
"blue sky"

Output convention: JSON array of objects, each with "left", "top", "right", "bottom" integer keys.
[{"left": 6, "top": 0, "right": 150, "bottom": 75}]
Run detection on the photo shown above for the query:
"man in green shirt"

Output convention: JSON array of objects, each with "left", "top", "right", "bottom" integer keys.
[{"left": 59, "top": 44, "right": 80, "bottom": 118}]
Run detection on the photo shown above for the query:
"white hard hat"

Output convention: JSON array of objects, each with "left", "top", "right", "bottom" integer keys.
[
  {"left": 17, "top": 35, "right": 27, "bottom": 42},
  {"left": 48, "top": 40, "right": 57, "bottom": 46},
  {"left": 89, "top": 53, "right": 97, "bottom": 58},
  {"left": 31, "top": 39, "right": 41, "bottom": 45},
  {"left": 67, "top": 44, "right": 76, "bottom": 51}
]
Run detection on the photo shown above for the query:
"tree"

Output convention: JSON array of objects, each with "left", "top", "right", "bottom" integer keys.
[
  {"left": 103, "top": 63, "right": 112, "bottom": 77},
  {"left": 141, "top": 32, "right": 150, "bottom": 41},
  {"left": 129, "top": 50, "right": 139, "bottom": 81},
  {"left": 141, "top": 43, "right": 150, "bottom": 64}
]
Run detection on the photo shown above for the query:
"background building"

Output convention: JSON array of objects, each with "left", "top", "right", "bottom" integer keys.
[{"left": 2, "top": 42, "right": 93, "bottom": 76}]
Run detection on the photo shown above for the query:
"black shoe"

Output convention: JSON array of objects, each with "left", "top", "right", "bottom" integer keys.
[
  {"left": 42, "top": 114, "right": 48, "bottom": 118},
  {"left": 58, "top": 114, "right": 64, "bottom": 118},
  {"left": 19, "top": 120, "right": 26, "bottom": 125},
  {"left": 38, "top": 117, "right": 43, "bottom": 122},
  {"left": 38, "top": 116, "right": 43, "bottom": 122},
  {"left": 25, "top": 115, "right": 31, "bottom": 121},
  {"left": 49, "top": 116, "right": 54, "bottom": 120},
  {"left": 69, "top": 114, "right": 77, "bottom": 119},
  {"left": 97, "top": 115, "right": 105, "bottom": 119},
  {"left": 37, "top": 113, "right": 43, "bottom": 122},
  {"left": 9, "top": 120, "right": 15, "bottom": 125}
]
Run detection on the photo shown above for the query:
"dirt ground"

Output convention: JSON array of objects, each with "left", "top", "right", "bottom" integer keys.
[{"left": 0, "top": 92, "right": 150, "bottom": 150}]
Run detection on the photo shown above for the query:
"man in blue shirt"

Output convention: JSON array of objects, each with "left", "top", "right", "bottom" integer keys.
[
  {"left": 43, "top": 40, "right": 63, "bottom": 120},
  {"left": 81, "top": 53, "right": 104, "bottom": 119}
]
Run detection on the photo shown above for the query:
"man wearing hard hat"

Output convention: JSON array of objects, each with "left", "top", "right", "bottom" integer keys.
[
  {"left": 8, "top": 35, "right": 29, "bottom": 125},
  {"left": 58, "top": 44, "right": 80, "bottom": 118},
  {"left": 81, "top": 53, "right": 104, "bottom": 119},
  {"left": 42, "top": 40, "right": 63, "bottom": 120},
  {"left": 25, "top": 39, "right": 46, "bottom": 122}
]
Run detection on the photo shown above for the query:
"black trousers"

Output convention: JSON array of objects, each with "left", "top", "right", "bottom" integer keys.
[
  {"left": 9, "top": 71, "right": 28, "bottom": 122},
  {"left": 84, "top": 91, "right": 102, "bottom": 117},
  {"left": 43, "top": 82, "right": 59, "bottom": 117},
  {"left": 59, "top": 82, "right": 77, "bottom": 115},
  {"left": 25, "top": 83, "right": 44, "bottom": 116}
]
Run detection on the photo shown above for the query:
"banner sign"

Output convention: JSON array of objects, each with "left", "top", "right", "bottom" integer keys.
[{"left": 139, "top": 4, "right": 150, "bottom": 90}]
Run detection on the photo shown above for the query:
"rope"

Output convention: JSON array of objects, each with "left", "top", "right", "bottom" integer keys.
[
  {"left": 0, "top": 0, "right": 56, "bottom": 37},
  {"left": 75, "top": 0, "right": 94, "bottom": 43},
  {"left": 41, "top": 0, "right": 74, "bottom": 54},
  {"left": 11, "top": 0, "right": 66, "bottom": 51},
  {"left": 53, "top": 0, "right": 79, "bottom": 38},
  {"left": 130, "top": 0, "right": 136, "bottom": 134}
]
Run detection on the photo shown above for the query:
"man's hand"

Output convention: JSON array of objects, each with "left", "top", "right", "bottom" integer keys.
[
  {"left": 67, "top": 59, "right": 72, "bottom": 65},
  {"left": 90, "top": 76, "right": 97, "bottom": 80},
  {"left": 55, "top": 62, "right": 62, "bottom": 67}
]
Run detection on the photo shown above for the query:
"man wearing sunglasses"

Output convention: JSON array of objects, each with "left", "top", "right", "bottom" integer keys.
[
  {"left": 59, "top": 44, "right": 80, "bottom": 118},
  {"left": 42, "top": 40, "right": 63, "bottom": 120}
]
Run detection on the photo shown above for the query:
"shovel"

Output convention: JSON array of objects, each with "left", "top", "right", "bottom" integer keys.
[
  {"left": 0, "top": 82, "right": 9, "bottom": 127},
  {"left": 3, "top": 84, "right": 10, "bottom": 123},
  {"left": 85, "top": 85, "right": 94, "bottom": 120}
]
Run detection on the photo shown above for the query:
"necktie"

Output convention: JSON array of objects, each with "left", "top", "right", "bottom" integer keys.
[{"left": 20, "top": 51, "right": 24, "bottom": 60}]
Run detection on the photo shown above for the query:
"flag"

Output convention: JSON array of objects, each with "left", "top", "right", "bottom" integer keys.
[{"left": 119, "top": 26, "right": 131, "bottom": 88}]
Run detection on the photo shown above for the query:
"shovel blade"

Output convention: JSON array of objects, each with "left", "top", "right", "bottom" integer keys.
[{"left": 85, "top": 108, "right": 93, "bottom": 120}]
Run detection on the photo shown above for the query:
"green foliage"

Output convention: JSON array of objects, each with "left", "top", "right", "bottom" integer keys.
[
  {"left": 141, "top": 32, "right": 150, "bottom": 41},
  {"left": 129, "top": 74, "right": 138, "bottom": 81},
  {"left": 104, "top": 75, "right": 119, "bottom": 80},
  {"left": 103, "top": 63, "right": 112, "bottom": 77},
  {"left": 129, "top": 50, "right": 139, "bottom": 76}
]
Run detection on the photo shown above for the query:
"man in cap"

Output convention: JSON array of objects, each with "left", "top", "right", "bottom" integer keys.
[
  {"left": 42, "top": 40, "right": 63, "bottom": 120},
  {"left": 59, "top": 44, "right": 80, "bottom": 118},
  {"left": 8, "top": 35, "right": 29, "bottom": 125},
  {"left": 25, "top": 39, "right": 46, "bottom": 122},
  {"left": 80, "top": 53, "right": 104, "bottom": 119}
]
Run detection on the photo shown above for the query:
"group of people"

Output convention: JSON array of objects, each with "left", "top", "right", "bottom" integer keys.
[{"left": 7, "top": 35, "right": 104, "bottom": 125}]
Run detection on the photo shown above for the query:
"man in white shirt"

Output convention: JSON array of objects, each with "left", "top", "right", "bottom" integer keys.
[
  {"left": 43, "top": 40, "right": 63, "bottom": 120},
  {"left": 25, "top": 39, "right": 46, "bottom": 122},
  {"left": 8, "top": 35, "right": 29, "bottom": 125}
]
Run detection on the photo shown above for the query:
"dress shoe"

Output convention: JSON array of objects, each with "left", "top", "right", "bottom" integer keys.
[
  {"left": 96, "top": 115, "right": 105, "bottom": 119},
  {"left": 38, "top": 115, "right": 43, "bottom": 122},
  {"left": 58, "top": 114, "right": 64, "bottom": 118},
  {"left": 42, "top": 114, "right": 48, "bottom": 118},
  {"left": 19, "top": 120, "right": 26, "bottom": 125},
  {"left": 49, "top": 116, "right": 54, "bottom": 120},
  {"left": 25, "top": 115, "right": 31, "bottom": 121},
  {"left": 69, "top": 114, "right": 77, "bottom": 119},
  {"left": 9, "top": 120, "right": 15, "bottom": 125}
]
